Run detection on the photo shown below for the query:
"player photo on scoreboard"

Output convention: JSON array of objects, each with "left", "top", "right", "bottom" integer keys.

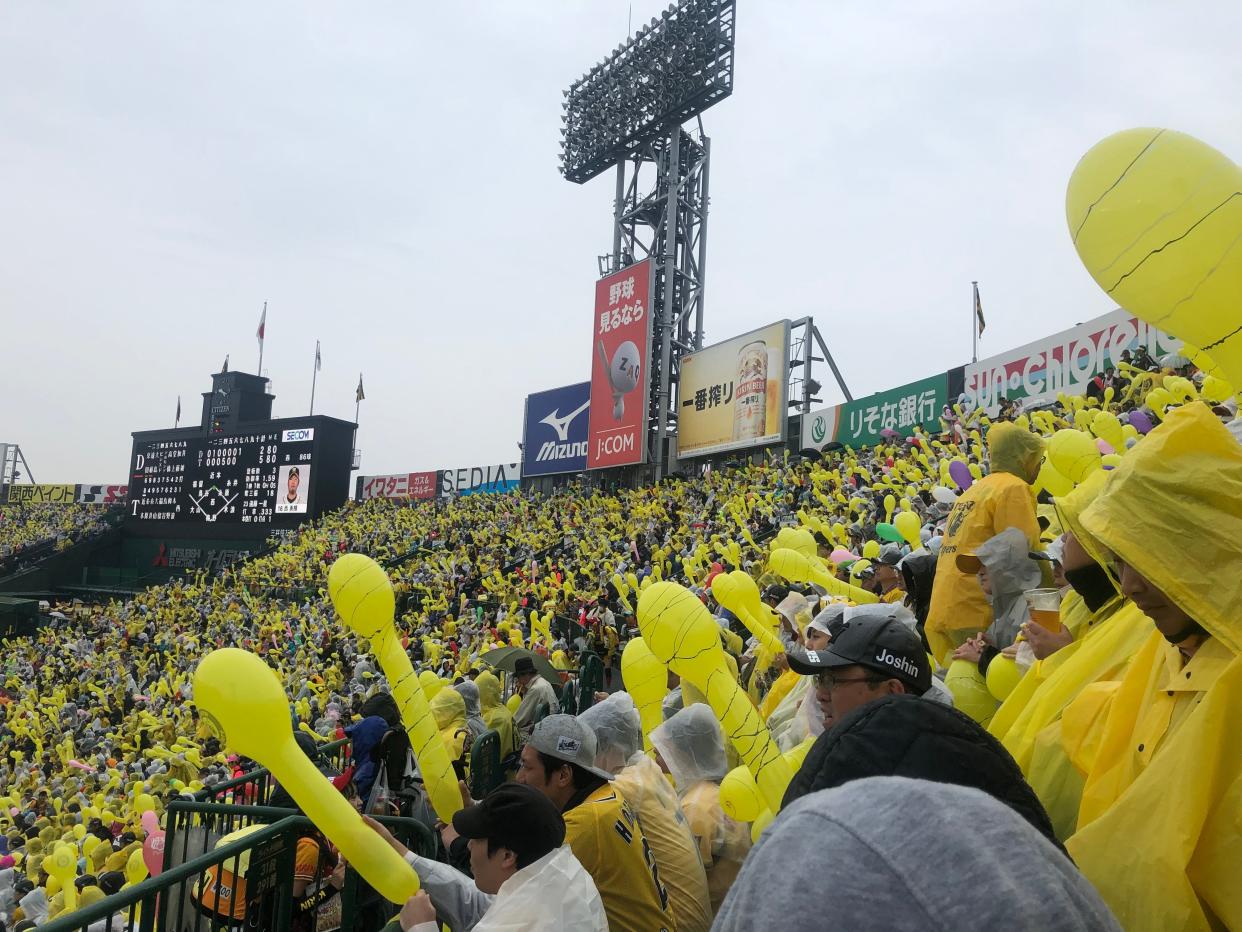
[{"left": 274, "top": 464, "right": 310, "bottom": 513}]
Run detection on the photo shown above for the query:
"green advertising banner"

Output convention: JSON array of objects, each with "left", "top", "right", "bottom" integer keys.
[{"left": 803, "top": 373, "right": 948, "bottom": 451}]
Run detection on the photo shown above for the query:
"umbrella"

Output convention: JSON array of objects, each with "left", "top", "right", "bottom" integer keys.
[
  {"left": 798, "top": 448, "right": 824, "bottom": 461},
  {"left": 1159, "top": 353, "right": 1191, "bottom": 369},
  {"left": 479, "top": 647, "right": 562, "bottom": 686}
]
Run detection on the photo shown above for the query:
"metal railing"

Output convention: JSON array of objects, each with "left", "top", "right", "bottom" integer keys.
[
  {"left": 40, "top": 801, "right": 434, "bottom": 932},
  {"left": 195, "top": 739, "right": 351, "bottom": 807}
]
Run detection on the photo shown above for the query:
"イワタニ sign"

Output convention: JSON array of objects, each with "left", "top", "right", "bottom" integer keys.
[
  {"left": 587, "top": 258, "right": 654, "bottom": 469},
  {"left": 677, "top": 321, "right": 790, "bottom": 458},
  {"left": 964, "top": 308, "right": 1181, "bottom": 415},
  {"left": 358, "top": 472, "right": 437, "bottom": 501},
  {"left": 523, "top": 381, "right": 591, "bottom": 477}
]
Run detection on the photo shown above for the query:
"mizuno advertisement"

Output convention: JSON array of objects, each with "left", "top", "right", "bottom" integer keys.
[{"left": 522, "top": 381, "right": 591, "bottom": 476}]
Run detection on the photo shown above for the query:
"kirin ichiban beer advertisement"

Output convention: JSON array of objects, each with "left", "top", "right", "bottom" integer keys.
[
  {"left": 587, "top": 258, "right": 654, "bottom": 469},
  {"left": 676, "top": 320, "right": 790, "bottom": 458}
]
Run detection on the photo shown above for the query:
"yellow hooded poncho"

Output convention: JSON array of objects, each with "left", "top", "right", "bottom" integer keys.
[
  {"left": 925, "top": 423, "right": 1044, "bottom": 663},
  {"left": 475, "top": 671, "right": 516, "bottom": 758},
  {"left": 429, "top": 687, "right": 468, "bottom": 761},
  {"left": 1066, "top": 403, "right": 1242, "bottom": 931},
  {"left": 986, "top": 469, "right": 1152, "bottom": 840}
]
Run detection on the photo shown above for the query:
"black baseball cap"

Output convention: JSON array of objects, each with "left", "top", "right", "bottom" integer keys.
[
  {"left": 451, "top": 783, "right": 565, "bottom": 866},
  {"left": 787, "top": 614, "right": 931, "bottom": 695}
]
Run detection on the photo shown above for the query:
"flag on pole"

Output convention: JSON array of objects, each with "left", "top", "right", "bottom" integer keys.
[
  {"left": 356, "top": 373, "right": 365, "bottom": 403},
  {"left": 315, "top": 340, "right": 322, "bottom": 372},
  {"left": 175, "top": 396, "right": 181, "bottom": 427},
  {"left": 256, "top": 303, "right": 267, "bottom": 344},
  {"left": 973, "top": 282, "right": 986, "bottom": 336}
]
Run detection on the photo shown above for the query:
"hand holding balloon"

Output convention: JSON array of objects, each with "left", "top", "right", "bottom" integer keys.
[{"left": 194, "top": 648, "right": 420, "bottom": 904}]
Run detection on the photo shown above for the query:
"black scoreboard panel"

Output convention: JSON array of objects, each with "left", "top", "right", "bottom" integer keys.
[{"left": 127, "top": 417, "right": 353, "bottom": 537}]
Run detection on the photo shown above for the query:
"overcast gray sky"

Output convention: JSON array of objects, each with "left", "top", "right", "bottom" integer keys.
[{"left": 4, "top": 1, "right": 1240, "bottom": 483}]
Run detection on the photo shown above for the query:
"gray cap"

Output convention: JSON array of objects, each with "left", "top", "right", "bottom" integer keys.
[{"left": 528, "top": 714, "right": 614, "bottom": 781}]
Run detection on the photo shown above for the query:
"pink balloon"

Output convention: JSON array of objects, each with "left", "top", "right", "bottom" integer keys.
[
  {"left": 68, "top": 759, "right": 92, "bottom": 772},
  {"left": 142, "top": 830, "right": 166, "bottom": 877},
  {"left": 1095, "top": 438, "right": 1114, "bottom": 455},
  {"left": 141, "top": 811, "right": 160, "bottom": 836},
  {"left": 829, "top": 548, "right": 858, "bottom": 564}
]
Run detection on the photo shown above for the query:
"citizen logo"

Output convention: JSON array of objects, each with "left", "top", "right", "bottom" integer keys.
[{"left": 875, "top": 648, "right": 919, "bottom": 678}]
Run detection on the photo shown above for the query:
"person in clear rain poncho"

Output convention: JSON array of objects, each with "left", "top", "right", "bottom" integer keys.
[
  {"left": 578, "top": 692, "right": 712, "bottom": 932},
  {"left": 650, "top": 703, "right": 751, "bottom": 916}
]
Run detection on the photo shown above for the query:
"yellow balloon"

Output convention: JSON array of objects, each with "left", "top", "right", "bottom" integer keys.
[
  {"left": 620, "top": 638, "right": 668, "bottom": 752},
  {"left": 944, "top": 659, "right": 999, "bottom": 726},
  {"left": 506, "top": 693, "right": 522, "bottom": 714},
  {"left": 1089, "top": 410, "right": 1124, "bottom": 451},
  {"left": 749, "top": 807, "right": 775, "bottom": 844},
  {"left": 135, "top": 794, "right": 156, "bottom": 815},
  {"left": 125, "top": 847, "right": 148, "bottom": 887},
  {"left": 333, "top": 558, "right": 465, "bottom": 826},
  {"left": 718, "top": 765, "right": 763, "bottom": 822},
  {"left": 637, "top": 583, "right": 791, "bottom": 813},
  {"left": 984, "top": 655, "right": 1024, "bottom": 701},
  {"left": 1047, "top": 429, "right": 1101, "bottom": 484},
  {"left": 710, "top": 572, "right": 784, "bottom": 656},
  {"left": 767, "top": 548, "right": 879, "bottom": 605},
  {"left": 46, "top": 843, "right": 78, "bottom": 912},
  {"left": 72, "top": 824, "right": 86, "bottom": 840},
  {"left": 1145, "top": 387, "right": 1174, "bottom": 419},
  {"left": 893, "top": 511, "right": 922, "bottom": 550},
  {"left": 194, "top": 648, "right": 421, "bottom": 904},
  {"left": 1068, "top": 128, "right": 1242, "bottom": 389},
  {"left": 773, "top": 526, "right": 817, "bottom": 559},
  {"left": 883, "top": 493, "right": 896, "bottom": 522},
  {"left": 81, "top": 834, "right": 100, "bottom": 857}
]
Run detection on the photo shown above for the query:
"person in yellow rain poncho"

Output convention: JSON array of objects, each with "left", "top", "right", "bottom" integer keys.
[
  {"left": 987, "top": 473, "right": 1152, "bottom": 841},
  {"left": 651, "top": 703, "right": 752, "bottom": 917},
  {"left": 1065, "top": 403, "right": 1242, "bottom": 931},
  {"left": 475, "top": 671, "right": 516, "bottom": 760},
  {"left": 925, "top": 422, "right": 1045, "bottom": 663},
  {"left": 430, "top": 687, "right": 470, "bottom": 771},
  {"left": 579, "top": 693, "right": 712, "bottom": 932}
]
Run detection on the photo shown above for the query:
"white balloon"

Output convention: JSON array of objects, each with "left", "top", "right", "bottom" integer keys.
[{"left": 931, "top": 485, "right": 958, "bottom": 505}]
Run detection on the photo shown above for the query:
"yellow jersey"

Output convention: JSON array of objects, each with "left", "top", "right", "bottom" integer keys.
[{"left": 564, "top": 782, "right": 676, "bottom": 932}]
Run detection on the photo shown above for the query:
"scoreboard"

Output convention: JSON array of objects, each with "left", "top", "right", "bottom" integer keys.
[{"left": 127, "top": 418, "right": 353, "bottom": 535}]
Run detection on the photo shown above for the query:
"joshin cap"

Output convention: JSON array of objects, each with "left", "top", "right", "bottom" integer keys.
[
  {"left": 528, "top": 714, "right": 614, "bottom": 780},
  {"left": 787, "top": 614, "right": 931, "bottom": 695}
]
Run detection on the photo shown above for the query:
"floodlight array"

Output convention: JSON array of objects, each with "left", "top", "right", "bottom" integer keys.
[{"left": 560, "top": 0, "right": 735, "bottom": 184}]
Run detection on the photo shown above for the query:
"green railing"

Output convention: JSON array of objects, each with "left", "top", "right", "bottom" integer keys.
[
  {"left": 195, "top": 738, "right": 351, "bottom": 806},
  {"left": 40, "top": 801, "right": 434, "bottom": 932}
]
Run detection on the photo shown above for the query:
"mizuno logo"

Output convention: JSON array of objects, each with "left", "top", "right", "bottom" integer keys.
[{"left": 540, "top": 400, "right": 590, "bottom": 442}]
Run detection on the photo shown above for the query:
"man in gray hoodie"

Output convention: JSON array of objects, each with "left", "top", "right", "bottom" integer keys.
[{"left": 712, "top": 777, "right": 1119, "bottom": 931}]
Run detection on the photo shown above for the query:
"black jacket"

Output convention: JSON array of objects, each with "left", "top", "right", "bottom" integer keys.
[{"left": 782, "top": 694, "right": 1063, "bottom": 853}]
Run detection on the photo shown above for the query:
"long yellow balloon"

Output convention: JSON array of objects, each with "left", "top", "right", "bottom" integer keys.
[
  {"left": 328, "top": 554, "right": 463, "bottom": 824},
  {"left": 194, "top": 649, "right": 420, "bottom": 904},
  {"left": 709, "top": 572, "right": 785, "bottom": 656},
  {"left": 767, "top": 548, "right": 879, "bottom": 604},
  {"left": 637, "top": 582, "right": 790, "bottom": 813},
  {"left": 620, "top": 637, "right": 668, "bottom": 752}
]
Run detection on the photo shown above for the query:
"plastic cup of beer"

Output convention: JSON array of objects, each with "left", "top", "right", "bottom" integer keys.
[{"left": 1024, "top": 588, "right": 1062, "bottom": 631}]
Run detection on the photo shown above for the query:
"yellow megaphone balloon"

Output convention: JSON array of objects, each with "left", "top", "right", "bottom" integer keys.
[
  {"left": 709, "top": 572, "right": 785, "bottom": 656},
  {"left": 767, "top": 548, "right": 879, "bottom": 605},
  {"left": 620, "top": 638, "right": 668, "bottom": 752},
  {"left": 329, "top": 554, "right": 463, "bottom": 824},
  {"left": 194, "top": 648, "right": 421, "bottom": 904},
  {"left": 637, "top": 583, "right": 790, "bottom": 813},
  {"left": 1067, "top": 128, "right": 1242, "bottom": 389},
  {"left": 719, "top": 764, "right": 763, "bottom": 821}
]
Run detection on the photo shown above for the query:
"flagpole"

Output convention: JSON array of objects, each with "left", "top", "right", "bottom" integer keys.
[
  {"left": 310, "top": 345, "right": 319, "bottom": 416},
  {"left": 257, "top": 301, "right": 267, "bottom": 375},
  {"left": 971, "top": 280, "right": 978, "bottom": 364}
]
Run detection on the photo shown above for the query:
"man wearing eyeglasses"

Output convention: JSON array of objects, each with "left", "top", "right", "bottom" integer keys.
[{"left": 785, "top": 612, "right": 932, "bottom": 731}]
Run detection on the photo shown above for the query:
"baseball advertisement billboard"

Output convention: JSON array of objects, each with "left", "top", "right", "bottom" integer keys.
[
  {"left": 522, "top": 382, "right": 590, "bottom": 477},
  {"left": 357, "top": 472, "right": 437, "bottom": 501},
  {"left": 587, "top": 258, "right": 654, "bottom": 469},
  {"left": 964, "top": 309, "right": 1181, "bottom": 415},
  {"left": 677, "top": 320, "right": 790, "bottom": 458}
]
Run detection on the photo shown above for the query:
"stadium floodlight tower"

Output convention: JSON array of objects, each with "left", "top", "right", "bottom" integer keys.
[{"left": 560, "top": 0, "right": 736, "bottom": 480}]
